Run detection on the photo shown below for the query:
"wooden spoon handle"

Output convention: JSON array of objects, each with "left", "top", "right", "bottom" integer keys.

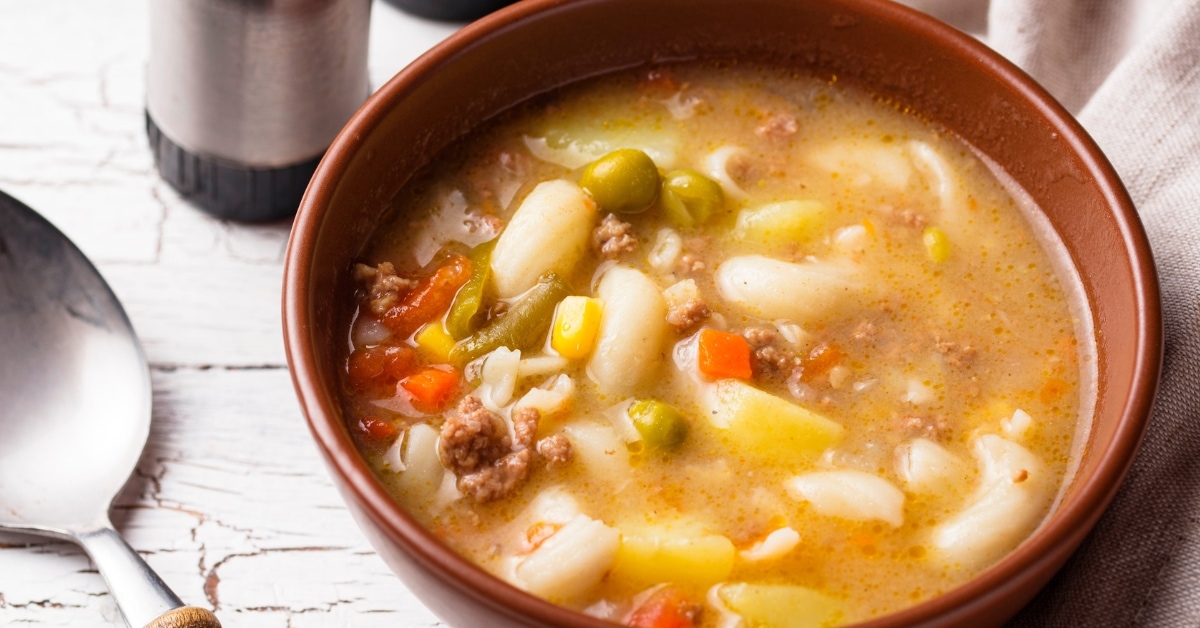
[{"left": 144, "top": 606, "right": 222, "bottom": 628}]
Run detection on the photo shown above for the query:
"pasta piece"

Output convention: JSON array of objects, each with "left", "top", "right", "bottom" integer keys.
[
  {"left": 562, "top": 421, "right": 632, "bottom": 481},
  {"left": 740, "top": 527, "right": 801, "bottom": 562},
  {"left": 909, "top": 140, "right": 961, "bottom": 215},
  {"left": 587, "top": 266, "right": 668, "bottom": 396},
  {"left": 786, "top": 470, "right": 905, "bottom": 527},
  {"left": 647, "top": 228, "right": 683, "bottom": 274},
  {"left": 714, "top": 255, "right": 857, "bottom": 322},
  {"left": 490, "top": 180, "right": 596, "bottom": 298},
  {"left": 895, "top": 438, "right": 968, "bottom": 494},
  {"left": 523, "top": 121, "right": 680, "bottom": 170},
  {"left": 395, "top": 424, "right": 445, "bottom": 505},
  {"left": 515, "top": 513, "right": 621, "bottom": 600},
  {"left": 513, "top": 374, "right": 575, "bottom": 426},
  {"left": 809, "top": 141, "right": 912, "bottom": 189},
  {"left": 522, "top": 135, "right": 596, "bottom": 169},
  {"left": 704, "top": 146, "right": 750, "bottom": 201},
  {"left": 1001, "top": 408, "right": 1034, "bottom": 440},
  {"left": 506, "top": 484, "right": 583, "bottom": 552},
  {"left": 932, "top": 435, "right": 1049, "bottom": 567},
  {"left": 475, "top": 347, "right": 521, "bottom": 412}
]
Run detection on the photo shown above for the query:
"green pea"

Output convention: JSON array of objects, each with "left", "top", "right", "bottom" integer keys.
[
  {"left": 661, "top": 169, "right": 723, "bottom": 228},
  {"left": 628, "top": 399, "right": 689, "bottom": 451},
  {"left": 579, "top": 148, "right": 660, "bottom": 214}
]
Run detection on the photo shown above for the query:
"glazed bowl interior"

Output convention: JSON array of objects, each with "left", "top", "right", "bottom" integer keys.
[{"left": 283, "top": 0, "right": 1161, "bottom": 626}]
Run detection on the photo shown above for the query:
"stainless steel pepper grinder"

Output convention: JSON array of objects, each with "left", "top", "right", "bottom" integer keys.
[{"left": 146, "top": 0, "right": 372, "bottom": 221}]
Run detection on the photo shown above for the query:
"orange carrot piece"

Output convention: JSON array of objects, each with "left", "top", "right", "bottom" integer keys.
[
  {"left": 626, "top": 586, "right": 699, "bottom": 628},
  {"left": 401, "top": 366, "right": 460, "bottom": 413},
  {"left": 381, "top": 254, "right": 472, "bottom": 339},
  {"left": 697, "top": 328, "right": 753, "bottom": 380}
]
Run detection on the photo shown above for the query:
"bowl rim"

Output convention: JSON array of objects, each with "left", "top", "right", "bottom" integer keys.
[{"left": 283, "top": 0, "right": 1163, "bottom": 625}]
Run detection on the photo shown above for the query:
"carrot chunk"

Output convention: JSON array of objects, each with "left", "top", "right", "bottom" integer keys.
[
  {"left": 380, "top": 253, "right": 472, "bottom": 339},
  {"left": 697, "top": 328, "right": 753, "bottom": 380},
  {"left": 401, "top": 366, "right": 460, "bottom": 413},
  {"left": 626, "top": 586, "right": 699, "bottom": 628}
]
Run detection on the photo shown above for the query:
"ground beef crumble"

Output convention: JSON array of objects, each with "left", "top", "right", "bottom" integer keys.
[
  {"left": 667, "top": 298, "right": 710, "bottom": 331},
  {"left": 438, "top": 396, "right": 510, "bottom": 474},
  {"left": 593, "top": 213, "right": 637, "bottom": 260},
  {"left": 742, "top": 327, "right": 802, "bottom": 377},
  {"left": 934, "top": 336, "right": 977, "bottom": 367},
  {"left": 756, "top": 112, "right": 798, "bottom": 139},
  {"left": 510, "top": 407, "right": 539, "bottom": 451},
  {"left": 354, "top": 262, "right": 417, "bottom": 318},
  {"left": 459, "top": 449, "right": 533, "bottom": 503},
  {"left": 896, "top": 413, "right": 948, "bottom": 441},
  {"left": 438, "top": 397, "right": 572, "bottom": 502},
  {"left": 536, "top": 435, "right": 572, "bottom": 468},
  {"left": 852, "top": 320, "right": 879, "bottom": 342}
]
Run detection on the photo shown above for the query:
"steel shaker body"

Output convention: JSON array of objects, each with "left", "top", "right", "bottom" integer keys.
[{"left": 146, "top": 0, "right": 372, "bottom": 220}]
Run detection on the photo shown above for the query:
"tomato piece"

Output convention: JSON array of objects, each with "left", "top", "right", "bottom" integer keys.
[
  {"left": 400, "top": 366, "right": 460, "bottom": 414},
  {"left": 348, "top": 345, "right": 419, "bottom": 389},
  {"left": 354, "top": 416, "right": 399, "bottom": 447},
  {"left": 380, "top": 254, "right": 472, "bottom": 339},
  {"left": 697, "top": 328, "right": 753, "bottom": 380},
  {"left": 626, "top": 586, "right": 699, "bottom": 628}
]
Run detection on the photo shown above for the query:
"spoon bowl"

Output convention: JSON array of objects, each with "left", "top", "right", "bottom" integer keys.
[{"left": 0, "top": 191, "right": 220, "bottom": 628}]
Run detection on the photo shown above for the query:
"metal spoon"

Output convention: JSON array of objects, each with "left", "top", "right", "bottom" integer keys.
[{"left": 0, "top": 191, "right": 220, "bottom": 628}]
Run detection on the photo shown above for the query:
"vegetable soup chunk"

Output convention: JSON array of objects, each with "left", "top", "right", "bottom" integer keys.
[{"left": 340, "top": 63, "right": 1092, "bottom": 627}]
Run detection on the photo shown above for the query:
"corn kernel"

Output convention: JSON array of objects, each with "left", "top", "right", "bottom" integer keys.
[
  {"left": 415, "top": 321, "right": 456, "bottom": 363},
  {"left": 923, "top": 226, "right": 950, "bottom": 263},
  {"left": 552, "top": 296, "right": 603, "bottom": 359}
]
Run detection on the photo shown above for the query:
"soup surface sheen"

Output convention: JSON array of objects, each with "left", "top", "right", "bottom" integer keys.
[{"left": 341, "top": 64, "right": 1091, "bottom": 627}]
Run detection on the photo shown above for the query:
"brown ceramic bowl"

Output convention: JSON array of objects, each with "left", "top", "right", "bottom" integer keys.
[{"left": 282, "top": 0, "right": 1162, "bottom": 625}]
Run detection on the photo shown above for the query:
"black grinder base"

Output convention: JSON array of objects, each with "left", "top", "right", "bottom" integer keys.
[{"left": 146, "top": 111, "right": 319, "bottom": 222}]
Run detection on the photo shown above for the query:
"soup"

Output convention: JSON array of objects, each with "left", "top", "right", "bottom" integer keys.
[{"left": 339, "top": 64, "right": 1092, "bottom": 627}]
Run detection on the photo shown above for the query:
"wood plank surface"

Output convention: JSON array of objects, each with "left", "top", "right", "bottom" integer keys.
[{"left": 0, "top": 1, "right": 459, "bottom": 625}]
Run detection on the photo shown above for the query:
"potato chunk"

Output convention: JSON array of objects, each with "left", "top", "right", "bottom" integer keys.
[
  {"left": 611, "top": 528, "right": 736, "bottom": 589},
  {"left": 490, "top": 179, "right": 596, "bottom": 298},
  {"left": 710, "top": 380, "right": 843, "bottom": 462},
  {"left": 717, "top": 583, "right": 843, "bottom": 628}
]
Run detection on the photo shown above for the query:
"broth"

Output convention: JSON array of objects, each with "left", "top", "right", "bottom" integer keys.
[{"left": 339, "top": 64, "right": 1092, "bottom": 627}]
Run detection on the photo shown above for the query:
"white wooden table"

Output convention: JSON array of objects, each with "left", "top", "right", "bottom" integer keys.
[{"left": 0, "top": 1, "right": 462, "bottom": 625}]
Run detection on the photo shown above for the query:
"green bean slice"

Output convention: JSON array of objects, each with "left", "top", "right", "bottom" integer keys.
[
  {"left": 450, "top": 272, "right": 572, "bottom": 363},
  {"left": 445, "top": 239, "right": 495, "bottom": 340}
]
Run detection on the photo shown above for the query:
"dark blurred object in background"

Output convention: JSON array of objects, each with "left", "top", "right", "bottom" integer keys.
[{"left": 383, "top": 0, "right": 517, "bottom": 22}]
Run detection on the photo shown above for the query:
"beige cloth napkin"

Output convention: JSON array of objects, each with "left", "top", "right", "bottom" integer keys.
[{"left": 899, "top": 0, "right": 1200, "bottom": 625}]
